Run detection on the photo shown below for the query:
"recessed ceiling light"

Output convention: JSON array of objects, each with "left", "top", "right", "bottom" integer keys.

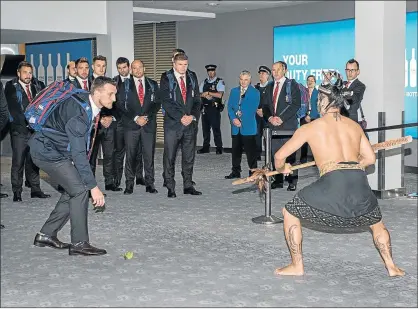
[{"left": 206, "top": 2, "right": 219, "bottom": 7}]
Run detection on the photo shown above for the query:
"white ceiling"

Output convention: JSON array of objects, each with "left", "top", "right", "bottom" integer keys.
[
  {"left": 133, "top": 1, "right": 315, "bottom": 23},
  {"left": 1, "top": 29, "right": 96, "bottom": 45}
]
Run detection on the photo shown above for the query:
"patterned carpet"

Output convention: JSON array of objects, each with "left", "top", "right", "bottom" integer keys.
[{"left": 1, "top": 150, "right": 417, "bottom": 307}]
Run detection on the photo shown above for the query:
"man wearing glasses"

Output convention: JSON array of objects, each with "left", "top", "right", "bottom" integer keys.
[{"left": 343, "top": 59, "right": 366, "bottom": 122}]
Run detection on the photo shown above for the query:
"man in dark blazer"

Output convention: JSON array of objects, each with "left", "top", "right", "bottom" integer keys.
[
  {"left": 0, "top": 81, "right": 8, "bottom": 228},
  {"left": 4, "top": 61, "right": 50, "bottom": 202},
  {"left": 112, "top": 57, "right": 131, "bottom": 188},
  {"left": 88, "top": 55, "right": 121, "bottom": 191},
  {"left": 262, "top": 61, "right": 301, "bottom": 191},
  {"left": 161, "top": 48, "right": 198, "bottom": 188},
  {"left": 29, "top": 76, "right": 115, "bottom": 256},
  {"left": 343, "top": 59, "right": 366, "bottom": 122},
  {"left": 160, "top": 53, "right": 202, "bottom": 198},
  {"left": 0, "top": 81, "right": 9, "bottom": 205},
  {"left": 116, "top": 59, "right": 160, "bottom": 195}
]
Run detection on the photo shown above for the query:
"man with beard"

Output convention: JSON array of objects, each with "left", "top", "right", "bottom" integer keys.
[{"left": 4, "top": 61, "right": 50, "bottom": 202}]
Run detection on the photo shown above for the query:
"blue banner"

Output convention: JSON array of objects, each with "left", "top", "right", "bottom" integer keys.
[
  {"left": 274, "top": 13, "right": 417, "bottom": 138},
  {"left": 25, "top": 39, "right": 93, "bottom": 86}
]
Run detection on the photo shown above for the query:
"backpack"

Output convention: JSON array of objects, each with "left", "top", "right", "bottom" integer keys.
[
  {"left": 119, "top": 77, "right": 155, "bottom": 110},
  {"left": 166, "top": 70, "right": 196, "bottom": 102},
  {"left": 25, "top": 81, "right": 92, "bottom": 132},
  {"left": 279, "top": 79, "right": 309, "bottom": 119}
]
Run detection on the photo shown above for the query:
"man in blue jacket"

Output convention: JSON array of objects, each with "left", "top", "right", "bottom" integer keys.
[{"left": 225, "top": 70, "right": 259, "bottom": 179}]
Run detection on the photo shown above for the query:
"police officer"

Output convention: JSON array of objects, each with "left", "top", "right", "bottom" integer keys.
[
  {"left": 197, "top": 64, "right": 225, "bottom": 154},
  {"left": 254, "top": 66, "right": 272, "bottom": 160}
]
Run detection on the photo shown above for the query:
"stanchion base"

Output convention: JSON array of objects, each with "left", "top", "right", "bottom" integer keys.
[{"left": 252, "top": 215, "right": 283, "bottom": 225}]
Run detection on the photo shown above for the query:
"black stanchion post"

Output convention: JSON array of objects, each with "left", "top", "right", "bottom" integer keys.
[{"left": 252, "top": 127, "right": 283, "bottom": 225}]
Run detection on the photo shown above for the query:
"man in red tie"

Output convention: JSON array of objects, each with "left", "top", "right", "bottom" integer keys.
[
  {"left": 4, "top": 61, "right": 50, "bottom": 202},
  {"left": 160, "top": 53, "right": 202, "bottom": 198},
  {"left": 261, "top": 61, "right": 301, "bottom": 191},
  {"left": 115, "top": 59, "right": 160, "bottom": 195},
  {"left": 71, "top": 57, "right": 91, "bottom": 91}
]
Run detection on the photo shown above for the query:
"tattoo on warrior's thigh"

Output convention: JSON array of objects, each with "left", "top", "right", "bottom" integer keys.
[{"left": 287, "top": 224, "right": 302, "bottom": 261}]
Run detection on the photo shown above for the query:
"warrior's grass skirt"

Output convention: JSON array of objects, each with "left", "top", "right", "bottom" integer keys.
[{"left": 285, "top": 165, "right": 382, "bottom": 227}]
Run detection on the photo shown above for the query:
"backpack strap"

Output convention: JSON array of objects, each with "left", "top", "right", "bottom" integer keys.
[
  {"left": 123, "top": 78, "right": 130, "bottom": 110},
  {"left": 278, "top": 79, "right": 293, "bottom": 117},
  {"left": 13, "top": 83, "right": 24, "bottom": 112},
  {"left": 166, "top": 71, "right": 177, "bottom": 101}
]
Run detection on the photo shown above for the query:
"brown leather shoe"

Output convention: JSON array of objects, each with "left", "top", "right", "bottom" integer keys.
[{"left": 33, "top": 233, "right": 70, "bottom": 249}]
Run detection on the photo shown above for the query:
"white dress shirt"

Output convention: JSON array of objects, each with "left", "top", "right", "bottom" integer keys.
[
  {"left": 133, "top": 76, "right": 146, "bottom": 122},
  {"left": 18, "top": 80, "right": 32, "bottom": 98},
  {"left": 174, "top": 70, "right": 186, "bottom": 88},
  {"left": 89, "top": 95, "right": 101, "bottom": 120},
  {"left": 273, "top": 76, "right": 286, "bottom": 113},
  {"left": 76, "top": 76, "right": 89, "bottom": 90}
]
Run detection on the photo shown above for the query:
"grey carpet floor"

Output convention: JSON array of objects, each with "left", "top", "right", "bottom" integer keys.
[{"left": 1, "top": 150, "right": 417, "bottom": 307}]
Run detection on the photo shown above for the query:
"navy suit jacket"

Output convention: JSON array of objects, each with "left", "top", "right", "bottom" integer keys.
[{"left": 29, "top": 93, "right": 97, "bottom": 190}]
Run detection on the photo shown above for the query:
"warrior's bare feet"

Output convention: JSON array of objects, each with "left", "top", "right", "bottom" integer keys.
[
  {"left": 386, "top": 266, "right": 405, "bottom": 277},
  {"left": 274, "top": 264, "right": 304, "bottom": 276}
]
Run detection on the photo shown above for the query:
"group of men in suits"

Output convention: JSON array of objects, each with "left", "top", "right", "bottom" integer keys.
[{"left": 224, "top": 58, "right": 367, "bottom": 192}]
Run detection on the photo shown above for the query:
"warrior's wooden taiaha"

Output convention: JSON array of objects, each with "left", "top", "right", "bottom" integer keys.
[{"left": 232, "top": 136, "right": 413, "bottom": 189}]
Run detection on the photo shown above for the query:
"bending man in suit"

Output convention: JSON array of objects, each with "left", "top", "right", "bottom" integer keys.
[
  {"left": 261, "top": 61, "right": 301, "bottom": 191},
  {"left": 117, "top": 59, "right": 160, "bottom": 195},
  {"left": 29, "top": 76, "right": 115, "bottom": 256},
  {"left": 160, "top": 53, "right": 202, "bottom": 198},
  {"left": 225, "top": 70, "right": 259, "bottom": 179},
  {"left": 5, "top": 61, "right": 50, "bottom": 202}
]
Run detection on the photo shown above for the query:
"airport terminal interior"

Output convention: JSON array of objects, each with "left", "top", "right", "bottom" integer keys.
[{"left": 1, "top": 0, "right": 417, "bottom": 307}]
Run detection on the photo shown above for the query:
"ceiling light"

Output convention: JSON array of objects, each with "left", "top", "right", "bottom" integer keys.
[{"left": 206, "top": 2, "right": 219, "bottom": 7}]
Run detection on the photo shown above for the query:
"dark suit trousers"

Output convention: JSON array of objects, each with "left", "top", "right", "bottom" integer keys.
[
  {"left": 10, "top": 130, "right": 41, "bottom": 193},
  {"left": 271, "top": 137, "right": 298, "bottom": 185},
  {"left": 202, "top": 106, "right": 222, "bottom": 149},
  {"left": 164, "top": 127, "right": 196, "bottom": 190},
  {"left": 299, "top": 118, "right": 311, "bottom": 162},
  {"left": 32, "top": 158, "right": 89, "bottom": 243},
  {"left": 114, "top": 120, "right": 126, "bottom": 187},
  {"left": 135, "top": 139, "right": 144, "bottom": 179},
  {"left": 89, "top": 127, "right": 116, "bottom": 186},
  {"left": 231, "top": 133, "right": 257, "bottom": 175},
  {"left": 124, "top": 128, "right": 156, "bottom": 187},
  {"left": 255, "top": 115, "right": 265, "bottom": 157}
]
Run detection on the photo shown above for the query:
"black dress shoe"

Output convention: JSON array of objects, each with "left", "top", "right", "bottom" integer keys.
[
  {"left": 216, "top": 148, "right": 223, "bottom": 154},
  {"left": 0, "top": 224, "right": 4, "bottom": 229},
  {"left": 167, "top": 189, "right": 176, "bottom": 198},
  {"left": 197, "top": 148, "right": 210, "bottom": 154},
  {"left": 183, "top": 187, "right": 202, "bottom": 195},
  {"left": 33, "top": 233, "right": 70, "bottom": 249},
  {"left": 105, "top": 184, "right": 123, "bottom": 192},
  {"left": 271, "top": 182, "right": 284, "bottom": 189},
  {"left": 225, "top": 172, "right": 241, "bottom": 179},
  {"left": 124, "top": 187, "right": 133, "bottom": 195},
  {"left": 136, "top": 178, "right": 145, "bottom": 186},
  {"left": 69, "top": 241, "right": 107, "bottom": 256},
  {"left": 31, "top": 191, "right": 51, "bottom": 199},
  {"left": 13, "top": 192, "right": 22, "bottom": 202},
  {"left": 25, "top": 180, "right": 31, "bottom": 188},
  {"left": 0, "top": 193, "right": 8, "bottom": 198},
  {"left": 287, "top": 184, "right": 297, "bottom": 191},
  {"left": 57, "top": 185, "right": 65, "bottom": 193},
  {"left": 146, "top": 186, "right": 158, "bottom": 194}
]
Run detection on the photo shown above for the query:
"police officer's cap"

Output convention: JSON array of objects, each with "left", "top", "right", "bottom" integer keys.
[
  {"left": 205, "top": 64, "right": 217, "bottom": 71},
  {"left": 258, "top": 66, "right": 271, "bottom": 75}
]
